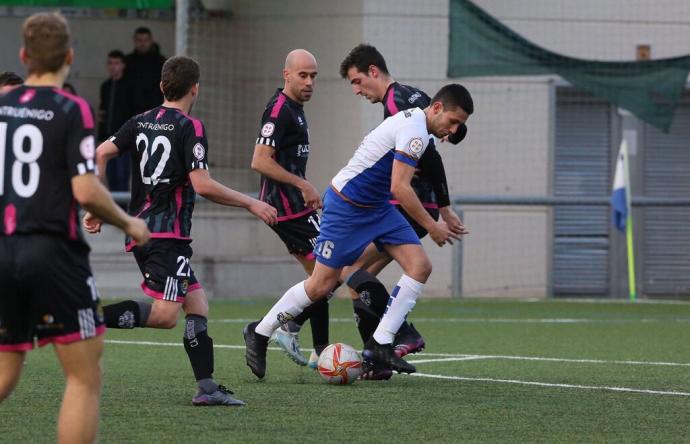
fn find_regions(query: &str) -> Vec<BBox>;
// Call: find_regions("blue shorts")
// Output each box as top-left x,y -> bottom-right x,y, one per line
314,188 -> 421,268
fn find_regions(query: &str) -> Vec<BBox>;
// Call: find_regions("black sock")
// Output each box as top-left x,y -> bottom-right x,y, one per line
103,300 -> 151,328
182,315 -> 214,381
292,307 -> 309,326
347,270 -> 390,318
352,299 -> 380,345
307,298 -> 329,355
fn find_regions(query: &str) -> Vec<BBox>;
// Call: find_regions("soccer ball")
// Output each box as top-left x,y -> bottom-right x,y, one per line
317,343 -> 363,385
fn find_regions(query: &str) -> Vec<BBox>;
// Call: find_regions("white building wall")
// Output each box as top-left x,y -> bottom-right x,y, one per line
0,13 -> 174,113
3,1 -> 690,298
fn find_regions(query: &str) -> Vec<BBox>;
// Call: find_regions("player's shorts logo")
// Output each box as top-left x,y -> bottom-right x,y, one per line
80,135 -> 95,159
193,143 -> 206,160
261,122 -> 275,137
409,137 -> 424,155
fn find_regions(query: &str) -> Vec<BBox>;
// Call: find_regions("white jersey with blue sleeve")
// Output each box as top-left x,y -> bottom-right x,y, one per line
331,107 -> 430,207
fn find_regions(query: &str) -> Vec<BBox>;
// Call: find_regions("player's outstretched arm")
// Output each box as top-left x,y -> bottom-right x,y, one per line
391,159 -> 459,247
189,168 -> 278,225
94,140 -> 121,185
72,173 -> 150,245
251,144 -> 322,209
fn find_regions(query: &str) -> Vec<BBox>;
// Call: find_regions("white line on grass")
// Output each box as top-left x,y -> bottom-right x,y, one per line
409,372 -> 690,397
105,339 -> 690,367
209,317 -> 690,324
407,357 -> 490,364
410,353 -> 690,367
105,339 -> 690,397
106,339 -> 283,352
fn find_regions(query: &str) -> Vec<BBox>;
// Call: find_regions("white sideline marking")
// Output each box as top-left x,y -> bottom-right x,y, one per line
106,339 -> 280,352
105,339 -> 690,397
209,317 -> 690,324
409,373 -> 690,397
410,353 -> 690,367
105,339 -> 690,367
407,357 -> 489,364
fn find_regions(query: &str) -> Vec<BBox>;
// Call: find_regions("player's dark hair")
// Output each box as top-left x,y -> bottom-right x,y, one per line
431,84 -> 474,115
22,12 -> 70,75
339,43 -> 389,78
161,56 -> 200,101
134,26 -> 152,36
0,72 -> 23,87
107,50 -> 126,61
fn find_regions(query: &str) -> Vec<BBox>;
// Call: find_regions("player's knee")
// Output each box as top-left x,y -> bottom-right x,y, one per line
158,317 -> 178,329
305,280 -> 332,300
147,311 -> 178,329
64,368 -> 102,393
409,257 -> 432,282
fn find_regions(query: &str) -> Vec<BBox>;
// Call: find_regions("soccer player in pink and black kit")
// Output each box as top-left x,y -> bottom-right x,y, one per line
0,13 -> 150,443
250,49 -> 332,367
84,56 -> 277,406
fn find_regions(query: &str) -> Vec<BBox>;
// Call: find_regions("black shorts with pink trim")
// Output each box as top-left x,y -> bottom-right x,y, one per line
0,235 -> 105,352
395,205 -> 440,239
132,239 -> 200,303
270,210 -> 320,258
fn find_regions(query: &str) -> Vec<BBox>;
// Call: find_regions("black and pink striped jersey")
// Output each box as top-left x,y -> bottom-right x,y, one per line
255,89 -> 313,221
0,85 -> 96,247
110,106 -> 208,249
382,82 -> 446,208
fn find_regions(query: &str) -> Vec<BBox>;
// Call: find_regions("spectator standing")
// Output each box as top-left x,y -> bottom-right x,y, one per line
99,50 -> 132,191
124,27 -> 166,114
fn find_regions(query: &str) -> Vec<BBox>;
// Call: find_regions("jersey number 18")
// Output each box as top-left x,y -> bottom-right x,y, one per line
0,122 -> 43,198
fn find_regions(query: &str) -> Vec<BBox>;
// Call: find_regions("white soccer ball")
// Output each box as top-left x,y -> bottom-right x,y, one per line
317,343 -> 363,385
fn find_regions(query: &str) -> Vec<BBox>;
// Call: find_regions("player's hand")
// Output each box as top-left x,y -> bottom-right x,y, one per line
428,220 -> 461,247
300,180 -> 323,210
439,206 -> 469,236
249,199 -> 278,225
82,212 -> 103,234
125,217 -> 151,246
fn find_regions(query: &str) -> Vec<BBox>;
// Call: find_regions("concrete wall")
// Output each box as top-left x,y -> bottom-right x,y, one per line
4,1 -> 690,298
0,11 -> 174,114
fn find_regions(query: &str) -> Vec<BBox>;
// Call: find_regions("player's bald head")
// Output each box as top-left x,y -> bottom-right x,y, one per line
284,49 -> 317,70
282,49 -> 317,104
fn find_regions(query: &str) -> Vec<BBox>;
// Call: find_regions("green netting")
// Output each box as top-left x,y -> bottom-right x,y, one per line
0,0 -> 171,8
448,0 -> 690,132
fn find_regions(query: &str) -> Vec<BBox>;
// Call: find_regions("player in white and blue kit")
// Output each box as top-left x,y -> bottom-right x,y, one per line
244,84 -> 473,377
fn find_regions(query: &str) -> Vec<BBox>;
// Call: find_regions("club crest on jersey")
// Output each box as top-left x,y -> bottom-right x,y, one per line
193,143 -> 206,160
408,137 -> 424,155
261,122 -> 275,137
80,135 -> 95,159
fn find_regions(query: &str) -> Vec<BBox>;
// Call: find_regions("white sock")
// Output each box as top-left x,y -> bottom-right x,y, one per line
255,281 -> 312,337
373,274 -> 424,344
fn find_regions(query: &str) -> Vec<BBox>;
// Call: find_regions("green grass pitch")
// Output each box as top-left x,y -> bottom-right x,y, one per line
3,297 -> 690,443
